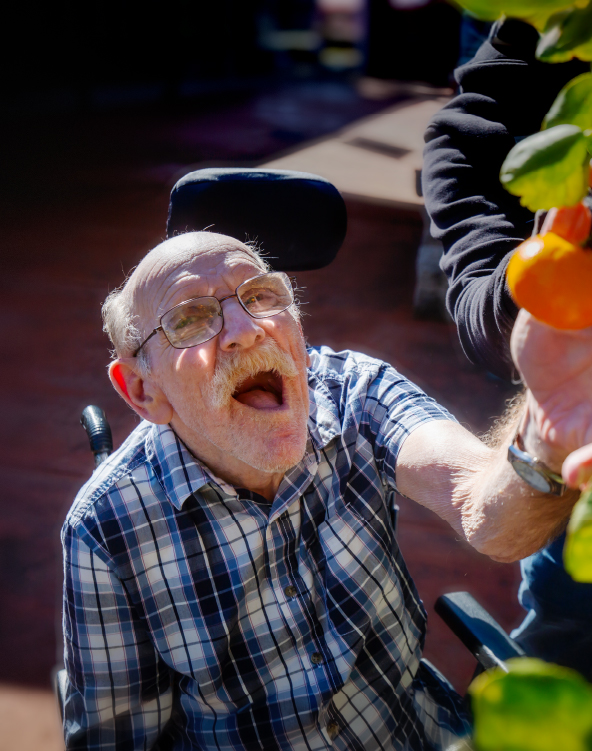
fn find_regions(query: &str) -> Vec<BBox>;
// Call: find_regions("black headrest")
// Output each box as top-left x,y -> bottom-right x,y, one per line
166,168 -> 347,271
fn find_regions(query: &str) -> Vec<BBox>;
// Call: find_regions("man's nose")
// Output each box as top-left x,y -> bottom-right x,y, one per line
218,298 -> 266,351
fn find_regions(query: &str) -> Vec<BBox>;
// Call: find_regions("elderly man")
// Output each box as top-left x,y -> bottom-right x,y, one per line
62,230 -> 592,751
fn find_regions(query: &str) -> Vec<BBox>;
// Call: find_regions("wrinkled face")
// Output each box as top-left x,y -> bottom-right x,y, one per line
139,245 -> 310,474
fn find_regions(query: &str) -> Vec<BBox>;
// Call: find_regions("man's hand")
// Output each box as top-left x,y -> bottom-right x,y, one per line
563,443 -> 592,489
396,309 -> 592,562
397,310 -> 592,562
511,309 -> 592,467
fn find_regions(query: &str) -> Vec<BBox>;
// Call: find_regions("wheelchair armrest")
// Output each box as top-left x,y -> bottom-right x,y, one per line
435,591 -> 525,672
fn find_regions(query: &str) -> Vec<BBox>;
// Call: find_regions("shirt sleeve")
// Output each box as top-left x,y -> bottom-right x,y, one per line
422,19 -> 588,380
361,363 -> 456,493
422,90 -> 524,380
62,521 -> 173,750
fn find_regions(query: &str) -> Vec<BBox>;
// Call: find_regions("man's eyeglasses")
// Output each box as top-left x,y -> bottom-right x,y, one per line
133,272 -> 294,357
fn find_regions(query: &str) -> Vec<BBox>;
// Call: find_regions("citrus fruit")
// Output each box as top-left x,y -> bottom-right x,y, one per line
541,202 -> 592,244
506,231 -> 592,329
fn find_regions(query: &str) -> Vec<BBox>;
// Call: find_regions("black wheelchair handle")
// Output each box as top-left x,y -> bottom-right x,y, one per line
80,405 -> 113,467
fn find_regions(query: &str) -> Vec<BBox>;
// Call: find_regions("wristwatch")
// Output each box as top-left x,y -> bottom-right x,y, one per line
507,430 -> 566,496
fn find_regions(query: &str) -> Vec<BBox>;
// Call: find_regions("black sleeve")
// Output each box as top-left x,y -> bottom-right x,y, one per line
422,18 -> 588,380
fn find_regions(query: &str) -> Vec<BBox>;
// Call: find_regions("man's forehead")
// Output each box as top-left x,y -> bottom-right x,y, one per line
155,245 -> 258,278
138,233 -> 259,277
129,232 -> 264,317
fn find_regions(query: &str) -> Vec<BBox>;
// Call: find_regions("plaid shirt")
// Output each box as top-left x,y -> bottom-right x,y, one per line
62,347 -> 469,751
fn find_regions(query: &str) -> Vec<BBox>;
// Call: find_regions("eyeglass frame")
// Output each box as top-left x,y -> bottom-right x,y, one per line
132,271 -> 295,357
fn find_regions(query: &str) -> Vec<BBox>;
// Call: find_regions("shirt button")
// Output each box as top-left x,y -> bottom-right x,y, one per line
327,721 -> 339,740
311,651 -> 323,665
284,585 -> 298,598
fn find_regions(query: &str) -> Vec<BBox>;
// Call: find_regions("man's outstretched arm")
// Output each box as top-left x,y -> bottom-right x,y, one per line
396,418 -> 577,563
396,311 -> 592,563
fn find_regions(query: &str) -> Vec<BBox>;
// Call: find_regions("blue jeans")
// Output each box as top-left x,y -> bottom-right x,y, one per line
511,532 -> 592,681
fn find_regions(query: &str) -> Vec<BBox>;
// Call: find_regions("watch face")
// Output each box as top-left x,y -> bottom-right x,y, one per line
513,461 -> 552,494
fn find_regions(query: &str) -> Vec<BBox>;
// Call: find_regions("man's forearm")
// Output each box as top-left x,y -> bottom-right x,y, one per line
396,410 -> 578,563
460,398 -> 578,562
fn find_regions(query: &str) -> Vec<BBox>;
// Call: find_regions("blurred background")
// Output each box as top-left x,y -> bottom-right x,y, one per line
0,1 -> 521,747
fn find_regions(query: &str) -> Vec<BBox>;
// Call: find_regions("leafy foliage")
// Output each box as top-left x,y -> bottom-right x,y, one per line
448,3 -> 592,213
500,124 -> 590,210
451,0 -> 577,22
543,73 -> 592,131
537,1 -> 592,62
469,658 -> 592,751
565,482 -> 592,582
451,0 -> 592,59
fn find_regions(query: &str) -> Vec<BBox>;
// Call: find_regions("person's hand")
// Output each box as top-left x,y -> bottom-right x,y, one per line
510,309 -> 592,461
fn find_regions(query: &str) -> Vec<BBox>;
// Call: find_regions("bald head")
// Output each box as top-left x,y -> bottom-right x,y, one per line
102,232 -> 269,369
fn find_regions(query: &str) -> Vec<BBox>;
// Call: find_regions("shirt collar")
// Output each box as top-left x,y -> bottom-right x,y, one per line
305,367 -> 342,450
146,423 -> 221,510
145,367 -> 343,511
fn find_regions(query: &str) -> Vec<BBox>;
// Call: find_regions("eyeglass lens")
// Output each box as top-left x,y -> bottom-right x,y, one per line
161,272 -> 293,349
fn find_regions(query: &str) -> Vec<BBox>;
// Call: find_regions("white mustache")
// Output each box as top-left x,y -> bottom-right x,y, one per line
206,339 -> 299,409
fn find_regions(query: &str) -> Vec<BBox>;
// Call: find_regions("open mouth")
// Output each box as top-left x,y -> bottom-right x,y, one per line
232,371 -> 285,410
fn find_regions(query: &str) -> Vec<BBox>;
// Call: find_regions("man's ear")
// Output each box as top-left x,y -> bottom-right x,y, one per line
109,359 -> 174,424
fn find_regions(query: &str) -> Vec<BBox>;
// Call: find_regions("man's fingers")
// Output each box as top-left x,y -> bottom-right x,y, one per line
562,444 -> 592,489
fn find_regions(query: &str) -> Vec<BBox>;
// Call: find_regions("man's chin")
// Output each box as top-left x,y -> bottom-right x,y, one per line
183,388 -> 310,475
225,422 -> 308,475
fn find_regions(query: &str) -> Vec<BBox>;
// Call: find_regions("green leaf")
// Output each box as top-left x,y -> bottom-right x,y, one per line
565,482 -> 592,582
543,73 -> 592,130
452,0 -> 575,22
505,0 -> 582,15
450,0 -> 505,21
500,124 -> 590,210
469,658 -> 592,751
537,1 -> 592,62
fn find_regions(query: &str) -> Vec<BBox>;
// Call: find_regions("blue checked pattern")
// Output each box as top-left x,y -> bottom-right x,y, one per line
62,347 -> 470,750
